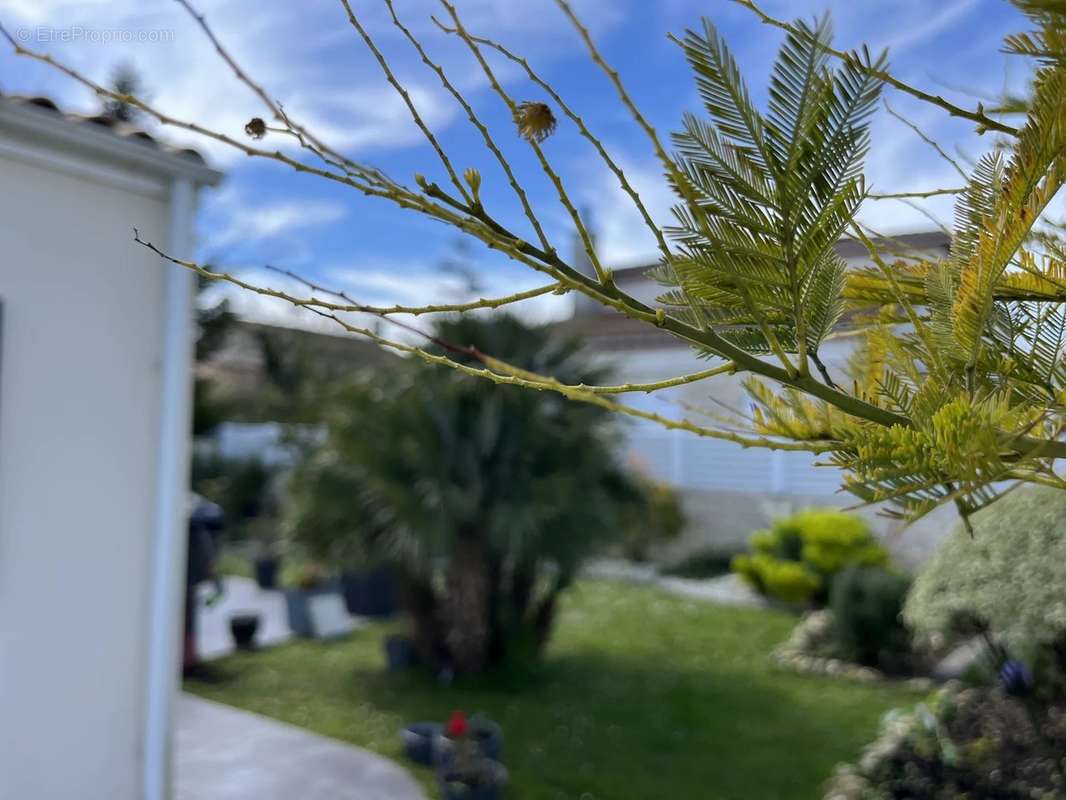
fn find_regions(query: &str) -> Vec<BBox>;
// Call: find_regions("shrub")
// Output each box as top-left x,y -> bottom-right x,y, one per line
662,549 -> 733,579
620,478 -> 685,562
191,452 -> 277,540
905,485 -> 1066,698
731,508 -> 888,605
732,553 -> 822,603
830,566 -> 912,672
905,485 -> 1066,654
824,684 -> 1066,799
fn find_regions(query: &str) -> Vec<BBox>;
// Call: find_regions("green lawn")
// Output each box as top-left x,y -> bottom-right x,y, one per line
186,580 -> 922,799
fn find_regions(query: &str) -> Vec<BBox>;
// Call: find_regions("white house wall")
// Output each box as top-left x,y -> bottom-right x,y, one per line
0,146 -> 178,799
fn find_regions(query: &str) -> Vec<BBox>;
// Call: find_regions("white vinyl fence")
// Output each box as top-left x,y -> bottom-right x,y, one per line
623,424 -> 842,496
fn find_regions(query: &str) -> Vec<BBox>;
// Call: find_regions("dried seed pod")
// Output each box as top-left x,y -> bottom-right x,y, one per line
513,101 -> 557,143
244,117 -> 267,139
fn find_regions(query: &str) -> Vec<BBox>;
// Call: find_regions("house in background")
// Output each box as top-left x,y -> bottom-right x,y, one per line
197,317 -> 398,424
0,95 -> 221,799
560,231 -> 955,566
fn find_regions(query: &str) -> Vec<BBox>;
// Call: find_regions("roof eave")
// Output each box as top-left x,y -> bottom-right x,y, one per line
0,100 -> 223,187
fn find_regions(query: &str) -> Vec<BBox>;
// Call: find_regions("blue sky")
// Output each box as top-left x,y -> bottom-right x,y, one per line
1,0 -> 1031,328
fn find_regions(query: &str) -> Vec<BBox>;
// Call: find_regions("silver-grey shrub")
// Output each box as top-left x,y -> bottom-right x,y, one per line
905,485 -> 1066,651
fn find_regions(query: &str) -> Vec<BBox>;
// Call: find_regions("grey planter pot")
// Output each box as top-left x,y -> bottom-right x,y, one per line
283,581 -> 340,637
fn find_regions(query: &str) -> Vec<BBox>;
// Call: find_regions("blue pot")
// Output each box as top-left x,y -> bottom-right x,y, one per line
402,722 -> 442,766
341,567 -> 398,617
434,719 -> 504,766
438,758 -> 507,800
472,720 -> 503,762
440,781 -> 504,800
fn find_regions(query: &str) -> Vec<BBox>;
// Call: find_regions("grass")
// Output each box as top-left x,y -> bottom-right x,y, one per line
214,548 -> 253,579
214,545 -> 314,587
185,580 -> 923,799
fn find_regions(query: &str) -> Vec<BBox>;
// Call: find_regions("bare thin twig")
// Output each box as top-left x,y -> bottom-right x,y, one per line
730,0 -> 1019,136
438,0 -> 609,284
431,15 -> 675,267
869,186 -> 965,200
884,100 -> 970,181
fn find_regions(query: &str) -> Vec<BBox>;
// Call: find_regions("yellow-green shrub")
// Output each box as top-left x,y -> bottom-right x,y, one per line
731,508 -> 888,605
732,553 -> 822,604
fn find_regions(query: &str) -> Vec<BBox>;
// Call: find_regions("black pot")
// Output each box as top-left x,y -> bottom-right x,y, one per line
384,635 -> 419,672
229,613 -> 260,650
402,722 -> 442,766
254,556 -> 280,590
341,566 -> 398,617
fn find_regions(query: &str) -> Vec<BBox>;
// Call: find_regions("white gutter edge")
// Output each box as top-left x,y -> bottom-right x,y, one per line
143,176 -> 197,800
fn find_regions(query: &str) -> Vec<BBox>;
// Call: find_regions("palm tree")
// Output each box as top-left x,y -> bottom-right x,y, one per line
286,316 -> 638,674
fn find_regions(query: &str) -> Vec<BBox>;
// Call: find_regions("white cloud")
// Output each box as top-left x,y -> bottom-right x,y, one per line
879,0 -> 979,54
573,150 -> 675,268
1,0 -> 625,166
205,194 -> 347,251
202,257 -> 572,338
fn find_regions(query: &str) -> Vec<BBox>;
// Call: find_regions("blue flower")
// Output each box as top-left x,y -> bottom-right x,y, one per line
999,660 -> 1033,697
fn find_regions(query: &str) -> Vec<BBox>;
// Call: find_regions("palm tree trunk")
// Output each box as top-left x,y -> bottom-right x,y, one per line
444,532 -> 491,674
399,575 -> 440,666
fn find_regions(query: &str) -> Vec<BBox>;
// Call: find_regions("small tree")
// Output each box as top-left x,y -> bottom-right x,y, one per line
286,316 -> 637,674
101,63 -> 146,123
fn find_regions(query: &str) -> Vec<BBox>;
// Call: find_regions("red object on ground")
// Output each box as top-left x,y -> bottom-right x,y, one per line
446,710 -> 468,738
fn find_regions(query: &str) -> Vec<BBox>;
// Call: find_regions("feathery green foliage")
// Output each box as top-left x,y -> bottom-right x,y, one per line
661,17 -> 884,370
725,2 -> 1066,523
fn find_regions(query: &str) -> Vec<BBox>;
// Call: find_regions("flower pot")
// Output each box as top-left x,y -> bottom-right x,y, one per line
253,556 -> 280,590
438,758 -> 507,800
434,719 -> 503,764
341,566 -> 398,617
384,635 -> 419,672
439,781 -> 505,800
229,613 -> 260,650
283,581 -> 340,638
401,722 -> 442,766
472,720 -> 503,762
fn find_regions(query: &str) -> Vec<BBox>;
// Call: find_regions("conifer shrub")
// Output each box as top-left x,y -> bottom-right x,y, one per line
830,565 -> 912,672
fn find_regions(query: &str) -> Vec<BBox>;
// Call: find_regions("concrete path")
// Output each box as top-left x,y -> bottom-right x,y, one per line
584,558 -> 767,608
175,694 -> 426,800
658,573 -> 768,608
